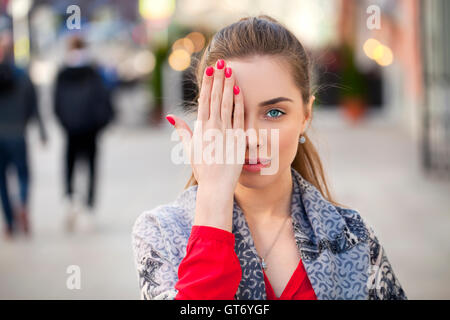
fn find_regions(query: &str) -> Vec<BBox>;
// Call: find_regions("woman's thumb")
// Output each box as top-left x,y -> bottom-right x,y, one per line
166,114 -> 193,146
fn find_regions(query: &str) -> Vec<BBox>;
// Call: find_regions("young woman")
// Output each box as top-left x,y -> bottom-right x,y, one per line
131,15 -> 407,300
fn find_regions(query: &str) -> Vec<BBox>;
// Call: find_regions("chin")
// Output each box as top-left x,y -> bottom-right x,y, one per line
237,168 -> 282,189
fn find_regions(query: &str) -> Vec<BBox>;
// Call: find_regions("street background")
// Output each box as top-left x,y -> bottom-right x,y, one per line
1,0 -> 449,299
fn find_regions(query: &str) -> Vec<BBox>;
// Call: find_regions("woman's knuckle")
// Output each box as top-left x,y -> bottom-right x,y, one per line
221,100 -> 231,110
211,92 -> 221,104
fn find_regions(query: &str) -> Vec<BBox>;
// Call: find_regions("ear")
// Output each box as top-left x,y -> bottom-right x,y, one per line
305,95 -> 315,122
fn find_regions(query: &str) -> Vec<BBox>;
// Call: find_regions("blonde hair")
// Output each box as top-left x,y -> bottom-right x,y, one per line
183,15 -> 346,208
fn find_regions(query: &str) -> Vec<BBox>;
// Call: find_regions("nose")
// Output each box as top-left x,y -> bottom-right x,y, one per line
244,116 -> 261,150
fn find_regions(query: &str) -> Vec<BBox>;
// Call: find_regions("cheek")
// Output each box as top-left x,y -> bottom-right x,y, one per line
281,129 -> 299,159
269,127 -> 299,162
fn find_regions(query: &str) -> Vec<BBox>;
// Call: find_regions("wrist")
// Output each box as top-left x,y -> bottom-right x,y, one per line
197,183 -> 234,200
194,185 -> 234,232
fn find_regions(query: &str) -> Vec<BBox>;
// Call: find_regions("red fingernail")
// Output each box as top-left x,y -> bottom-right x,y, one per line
225,67 -> 232,78
233,85 -> 240,95
217,59 -> 225,69
205,66 -> 214,76
166,115 -> 175,126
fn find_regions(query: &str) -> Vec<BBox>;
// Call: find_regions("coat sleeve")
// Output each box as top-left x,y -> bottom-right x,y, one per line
131,210 -> 179,300
131,210 -> 242,300
174,225 -> 242,300
366,225 -> 408,300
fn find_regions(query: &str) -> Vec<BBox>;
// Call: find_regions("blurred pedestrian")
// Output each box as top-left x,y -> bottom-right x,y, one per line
53,35 -> 114,232
0,25 -> 48,240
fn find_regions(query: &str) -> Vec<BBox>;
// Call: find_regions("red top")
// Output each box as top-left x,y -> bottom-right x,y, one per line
174,225 -> 317,300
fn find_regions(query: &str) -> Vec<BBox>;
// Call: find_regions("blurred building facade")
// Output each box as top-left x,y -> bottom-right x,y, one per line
420,0 -> 450,177
1,0 -> 448,174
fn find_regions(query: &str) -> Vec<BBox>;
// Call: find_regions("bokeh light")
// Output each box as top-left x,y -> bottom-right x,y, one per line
139,0 -> 176,20
363,38 -> 394,67
186,32 -> 206,52
168,49 -> 191,71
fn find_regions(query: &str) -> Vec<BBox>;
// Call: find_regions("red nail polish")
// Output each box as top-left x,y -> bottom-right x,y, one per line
217,59 -> 225,69
205,66 -> 214,76
166,115 -> 175,126
225,67 -> 232,78
233,85 -> 240,95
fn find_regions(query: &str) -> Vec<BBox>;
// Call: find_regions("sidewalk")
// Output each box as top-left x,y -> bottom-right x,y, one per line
0,121 -> 190,299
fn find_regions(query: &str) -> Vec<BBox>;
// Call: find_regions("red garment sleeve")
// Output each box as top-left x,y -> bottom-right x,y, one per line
174,225 -> 242,300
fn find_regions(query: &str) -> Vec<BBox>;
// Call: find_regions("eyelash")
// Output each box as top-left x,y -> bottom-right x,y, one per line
265,108 -> 286,119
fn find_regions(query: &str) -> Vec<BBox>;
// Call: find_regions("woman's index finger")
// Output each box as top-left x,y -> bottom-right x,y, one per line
197,66 -> 214,122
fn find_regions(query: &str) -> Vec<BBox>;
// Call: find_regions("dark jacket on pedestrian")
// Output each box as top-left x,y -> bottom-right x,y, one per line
0,62 -> 47,141
54,65 -> 115,135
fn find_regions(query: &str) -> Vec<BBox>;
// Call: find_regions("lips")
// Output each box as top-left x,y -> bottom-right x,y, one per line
243,158 -> 271,172
244,158 -> 270,165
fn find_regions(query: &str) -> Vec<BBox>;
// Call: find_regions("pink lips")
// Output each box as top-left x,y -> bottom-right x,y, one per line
243,158 -> 271,172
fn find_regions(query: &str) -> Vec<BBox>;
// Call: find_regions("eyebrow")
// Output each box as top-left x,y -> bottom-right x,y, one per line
258,97 -> 293,107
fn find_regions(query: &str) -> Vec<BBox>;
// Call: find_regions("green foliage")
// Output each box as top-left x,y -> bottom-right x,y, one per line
338,43 -> 368,100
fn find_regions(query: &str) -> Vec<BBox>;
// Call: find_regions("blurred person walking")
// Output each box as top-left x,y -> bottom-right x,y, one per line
0,25 -> 48,240
53,35 -> 114,233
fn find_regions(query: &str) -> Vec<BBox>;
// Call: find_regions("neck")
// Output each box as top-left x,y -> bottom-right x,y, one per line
234,167 -> 293,224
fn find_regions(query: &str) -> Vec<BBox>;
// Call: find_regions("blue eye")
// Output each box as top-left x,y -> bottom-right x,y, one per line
266,109 -> 285,119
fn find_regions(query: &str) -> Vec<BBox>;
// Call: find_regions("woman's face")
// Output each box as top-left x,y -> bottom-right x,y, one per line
226,55 -> 313,189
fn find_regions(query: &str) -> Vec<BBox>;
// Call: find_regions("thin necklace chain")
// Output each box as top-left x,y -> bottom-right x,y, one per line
256,215 -> 291,270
